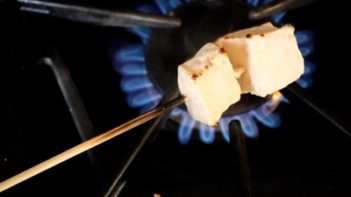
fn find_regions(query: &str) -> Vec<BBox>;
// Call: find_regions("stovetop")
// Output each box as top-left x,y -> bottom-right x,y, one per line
1,0 -> 351,196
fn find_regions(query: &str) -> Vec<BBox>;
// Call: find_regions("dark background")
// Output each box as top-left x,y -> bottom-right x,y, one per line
0,0 -> 350,196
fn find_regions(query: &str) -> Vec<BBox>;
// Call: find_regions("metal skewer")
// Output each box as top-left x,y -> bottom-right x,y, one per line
0,96 -> 185,193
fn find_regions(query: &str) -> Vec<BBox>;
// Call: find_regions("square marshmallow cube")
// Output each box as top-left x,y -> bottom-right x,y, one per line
216,22 -> 304,97
177,43 -> 241,126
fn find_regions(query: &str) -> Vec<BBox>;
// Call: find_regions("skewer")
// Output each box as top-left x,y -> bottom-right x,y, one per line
104,91 -> 180,197
0,96 -> 185,193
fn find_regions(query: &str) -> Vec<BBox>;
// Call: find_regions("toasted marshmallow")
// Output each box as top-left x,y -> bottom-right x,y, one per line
216,22 -> 304,97
178,43 -> 241,126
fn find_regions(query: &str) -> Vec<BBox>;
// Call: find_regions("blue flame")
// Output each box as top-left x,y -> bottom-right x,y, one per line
113,43 -> 162,113
178,115 -> 196,144
155,0 -> 191,14
121,77 -> 152,91
199,124 -> 216,144
296,31 -> 314,45
112,0 -> 316,144
248,0 -> 260,7
128,5 -> 158,44
251,106 -> 281,128
296,30 -> 315,88
115,45 -> 145,62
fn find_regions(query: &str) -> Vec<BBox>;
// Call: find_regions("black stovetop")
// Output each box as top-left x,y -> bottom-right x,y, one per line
1,0 -> 351,196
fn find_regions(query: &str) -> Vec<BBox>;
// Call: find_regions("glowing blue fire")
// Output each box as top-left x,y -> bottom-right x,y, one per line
112,0 -> 315,144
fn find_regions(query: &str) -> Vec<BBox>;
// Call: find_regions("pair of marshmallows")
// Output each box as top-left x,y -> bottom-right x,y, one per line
177,22 -> 304,126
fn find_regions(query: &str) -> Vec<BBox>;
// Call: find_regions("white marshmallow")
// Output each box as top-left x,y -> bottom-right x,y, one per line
217,22 -> 304,97
177,43 -> 241,126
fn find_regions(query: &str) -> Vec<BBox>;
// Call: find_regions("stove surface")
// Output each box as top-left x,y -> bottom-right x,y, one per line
1,0 -> 350,196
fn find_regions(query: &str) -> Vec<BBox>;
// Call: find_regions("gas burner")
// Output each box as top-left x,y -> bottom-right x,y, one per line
113,0 -> 315,144
3,0 -> 351,196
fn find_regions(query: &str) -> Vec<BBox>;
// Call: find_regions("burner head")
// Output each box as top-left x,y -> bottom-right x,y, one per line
146,1 -> 268,116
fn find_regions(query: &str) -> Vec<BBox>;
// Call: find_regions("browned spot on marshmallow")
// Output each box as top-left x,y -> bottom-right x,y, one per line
192,71 -> 202,80
260,33 -> 265,37
205,65 -> 209,69
219,48 -> 226,53
192,73 -> 199,80
224,36 -> 229,39
246,34 -> 252,38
